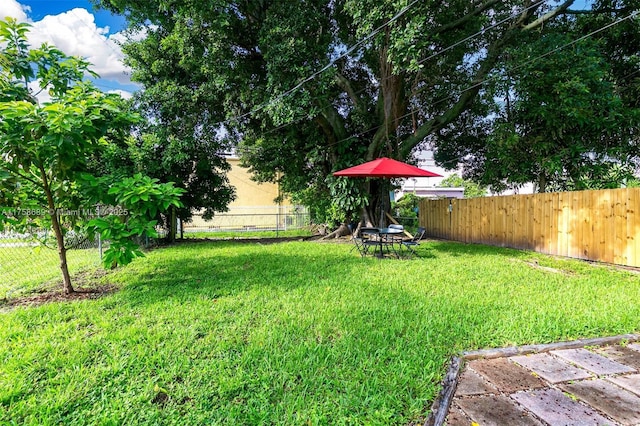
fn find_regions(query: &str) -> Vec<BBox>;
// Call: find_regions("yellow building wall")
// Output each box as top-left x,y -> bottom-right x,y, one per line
187,157 -> 294,231
226,158 -> 290,210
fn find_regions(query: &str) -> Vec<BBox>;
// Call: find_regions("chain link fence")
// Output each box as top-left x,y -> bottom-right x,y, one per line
181,205 -> 310,236
0,230 -> 102,299
1,205 -> 311,298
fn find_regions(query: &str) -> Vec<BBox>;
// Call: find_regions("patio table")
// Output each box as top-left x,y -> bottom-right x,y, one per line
377,227 -> 404,258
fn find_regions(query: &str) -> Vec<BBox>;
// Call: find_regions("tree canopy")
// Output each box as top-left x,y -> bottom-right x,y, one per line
94,0 -> 640,223
436,8 -> 640,192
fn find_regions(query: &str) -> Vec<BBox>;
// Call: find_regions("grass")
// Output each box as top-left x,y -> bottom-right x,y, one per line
0,246 -> 99,299
1,240 -> 639,424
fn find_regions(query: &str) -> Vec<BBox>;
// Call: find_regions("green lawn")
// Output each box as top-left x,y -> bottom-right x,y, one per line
1,240 -> 639,424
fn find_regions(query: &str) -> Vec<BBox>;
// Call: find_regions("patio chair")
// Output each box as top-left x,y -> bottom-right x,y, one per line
359,227 -> 382,257
351,227 -> 375,257
351,231 -> 368,257
401,226 -> 425,256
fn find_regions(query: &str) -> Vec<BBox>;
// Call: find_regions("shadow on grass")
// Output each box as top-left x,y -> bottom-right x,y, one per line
424,239 -> 530,259
111,239 -> 536,307
109,240 -> 516,348
112,241 -> 378,305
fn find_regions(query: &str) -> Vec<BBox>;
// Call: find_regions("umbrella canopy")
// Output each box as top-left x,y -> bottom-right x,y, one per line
333,157 -> 442,178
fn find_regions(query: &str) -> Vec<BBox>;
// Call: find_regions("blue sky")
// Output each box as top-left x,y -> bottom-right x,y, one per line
22,0 -> 126,32
1,0 -> 136,98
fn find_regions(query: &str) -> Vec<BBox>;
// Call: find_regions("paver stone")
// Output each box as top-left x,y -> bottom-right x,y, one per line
456,395 -> 543,426
627,343 -> 640,352
560,379 -> 640,425
444,404 -> 472,426
595,345 -> 640,370
468,358 -> 546,393
551,348 -> 636,375
511,388 -> 612,426
608,374 -> 640,398
455,369 -> 497,396
510,353 -> 592,383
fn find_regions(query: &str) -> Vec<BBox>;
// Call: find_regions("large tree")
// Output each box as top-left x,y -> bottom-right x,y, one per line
95,0 -> 640,223
92,5 -> 237,231
435,7 -> 640,192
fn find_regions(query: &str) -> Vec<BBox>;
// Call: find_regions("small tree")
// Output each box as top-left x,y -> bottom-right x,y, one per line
391,193 -> 421,230
439,174 -> 487,198
0,18 -> 182,293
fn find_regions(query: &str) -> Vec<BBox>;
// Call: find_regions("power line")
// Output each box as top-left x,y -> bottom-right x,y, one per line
235,1 -> 552,149
221,0 -> 422,127
411,1 -> 544,70
254,9 -> 639,156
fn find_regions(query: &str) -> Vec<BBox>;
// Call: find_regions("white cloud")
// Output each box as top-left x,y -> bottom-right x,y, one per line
30,8 -> 131,84
27,81 -> 133,104
1,1 -> 133,86
0,0 -> 29,22
108,89 -> 133,99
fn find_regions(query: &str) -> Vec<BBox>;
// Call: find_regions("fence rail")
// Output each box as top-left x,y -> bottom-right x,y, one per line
419,188 -> 640,268
184,206 -> 310,233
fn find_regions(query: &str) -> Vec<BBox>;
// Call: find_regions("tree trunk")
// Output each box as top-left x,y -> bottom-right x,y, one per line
321,223 -> 351,240
170,206 -> 176,242
361,179 -> 392,228
40,167 -> 74,294
538,174 -> 547,193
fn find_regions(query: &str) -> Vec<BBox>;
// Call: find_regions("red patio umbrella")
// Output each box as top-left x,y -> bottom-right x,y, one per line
333,157 -> 442,178
333,157 -> 442,227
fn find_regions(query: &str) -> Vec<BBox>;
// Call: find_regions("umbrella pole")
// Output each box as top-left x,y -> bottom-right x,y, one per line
379,180 -> 389,228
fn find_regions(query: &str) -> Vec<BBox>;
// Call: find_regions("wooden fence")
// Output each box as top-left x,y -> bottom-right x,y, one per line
419,188 -> 640,268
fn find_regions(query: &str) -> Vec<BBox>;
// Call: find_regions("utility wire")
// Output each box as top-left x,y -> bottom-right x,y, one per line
222,0 -> 422,127
244,8 -> 639,157
411,1 -> 544,70
236,1 -> 554,149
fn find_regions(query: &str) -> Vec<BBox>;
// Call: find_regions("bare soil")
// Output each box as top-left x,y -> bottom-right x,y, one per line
1,269 -> 117,309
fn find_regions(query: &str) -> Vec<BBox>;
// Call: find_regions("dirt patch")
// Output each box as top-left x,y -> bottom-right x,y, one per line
524,259 -> 572,274
1,269 -> 117,310
510,258 -> 575,275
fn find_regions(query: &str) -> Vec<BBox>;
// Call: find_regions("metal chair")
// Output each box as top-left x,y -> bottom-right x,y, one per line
351,227 -> 376,257
360,227 -> 382,257
401,226 -> 425,256
385,224 -> 404,256
351,231 -> 368,257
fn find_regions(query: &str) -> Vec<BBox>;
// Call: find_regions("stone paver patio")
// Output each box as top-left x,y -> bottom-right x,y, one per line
432,335 -> 640,426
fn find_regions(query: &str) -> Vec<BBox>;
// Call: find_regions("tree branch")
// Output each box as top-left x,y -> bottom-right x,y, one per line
400,24 -> 518,158
335,73 -> 361,110
522,0 -> 575,30
0,163 -> 42,187
400,0 -> 576,156
314,101 -> 349,163
434,0 -> 501,35
319,104 -> 348,142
